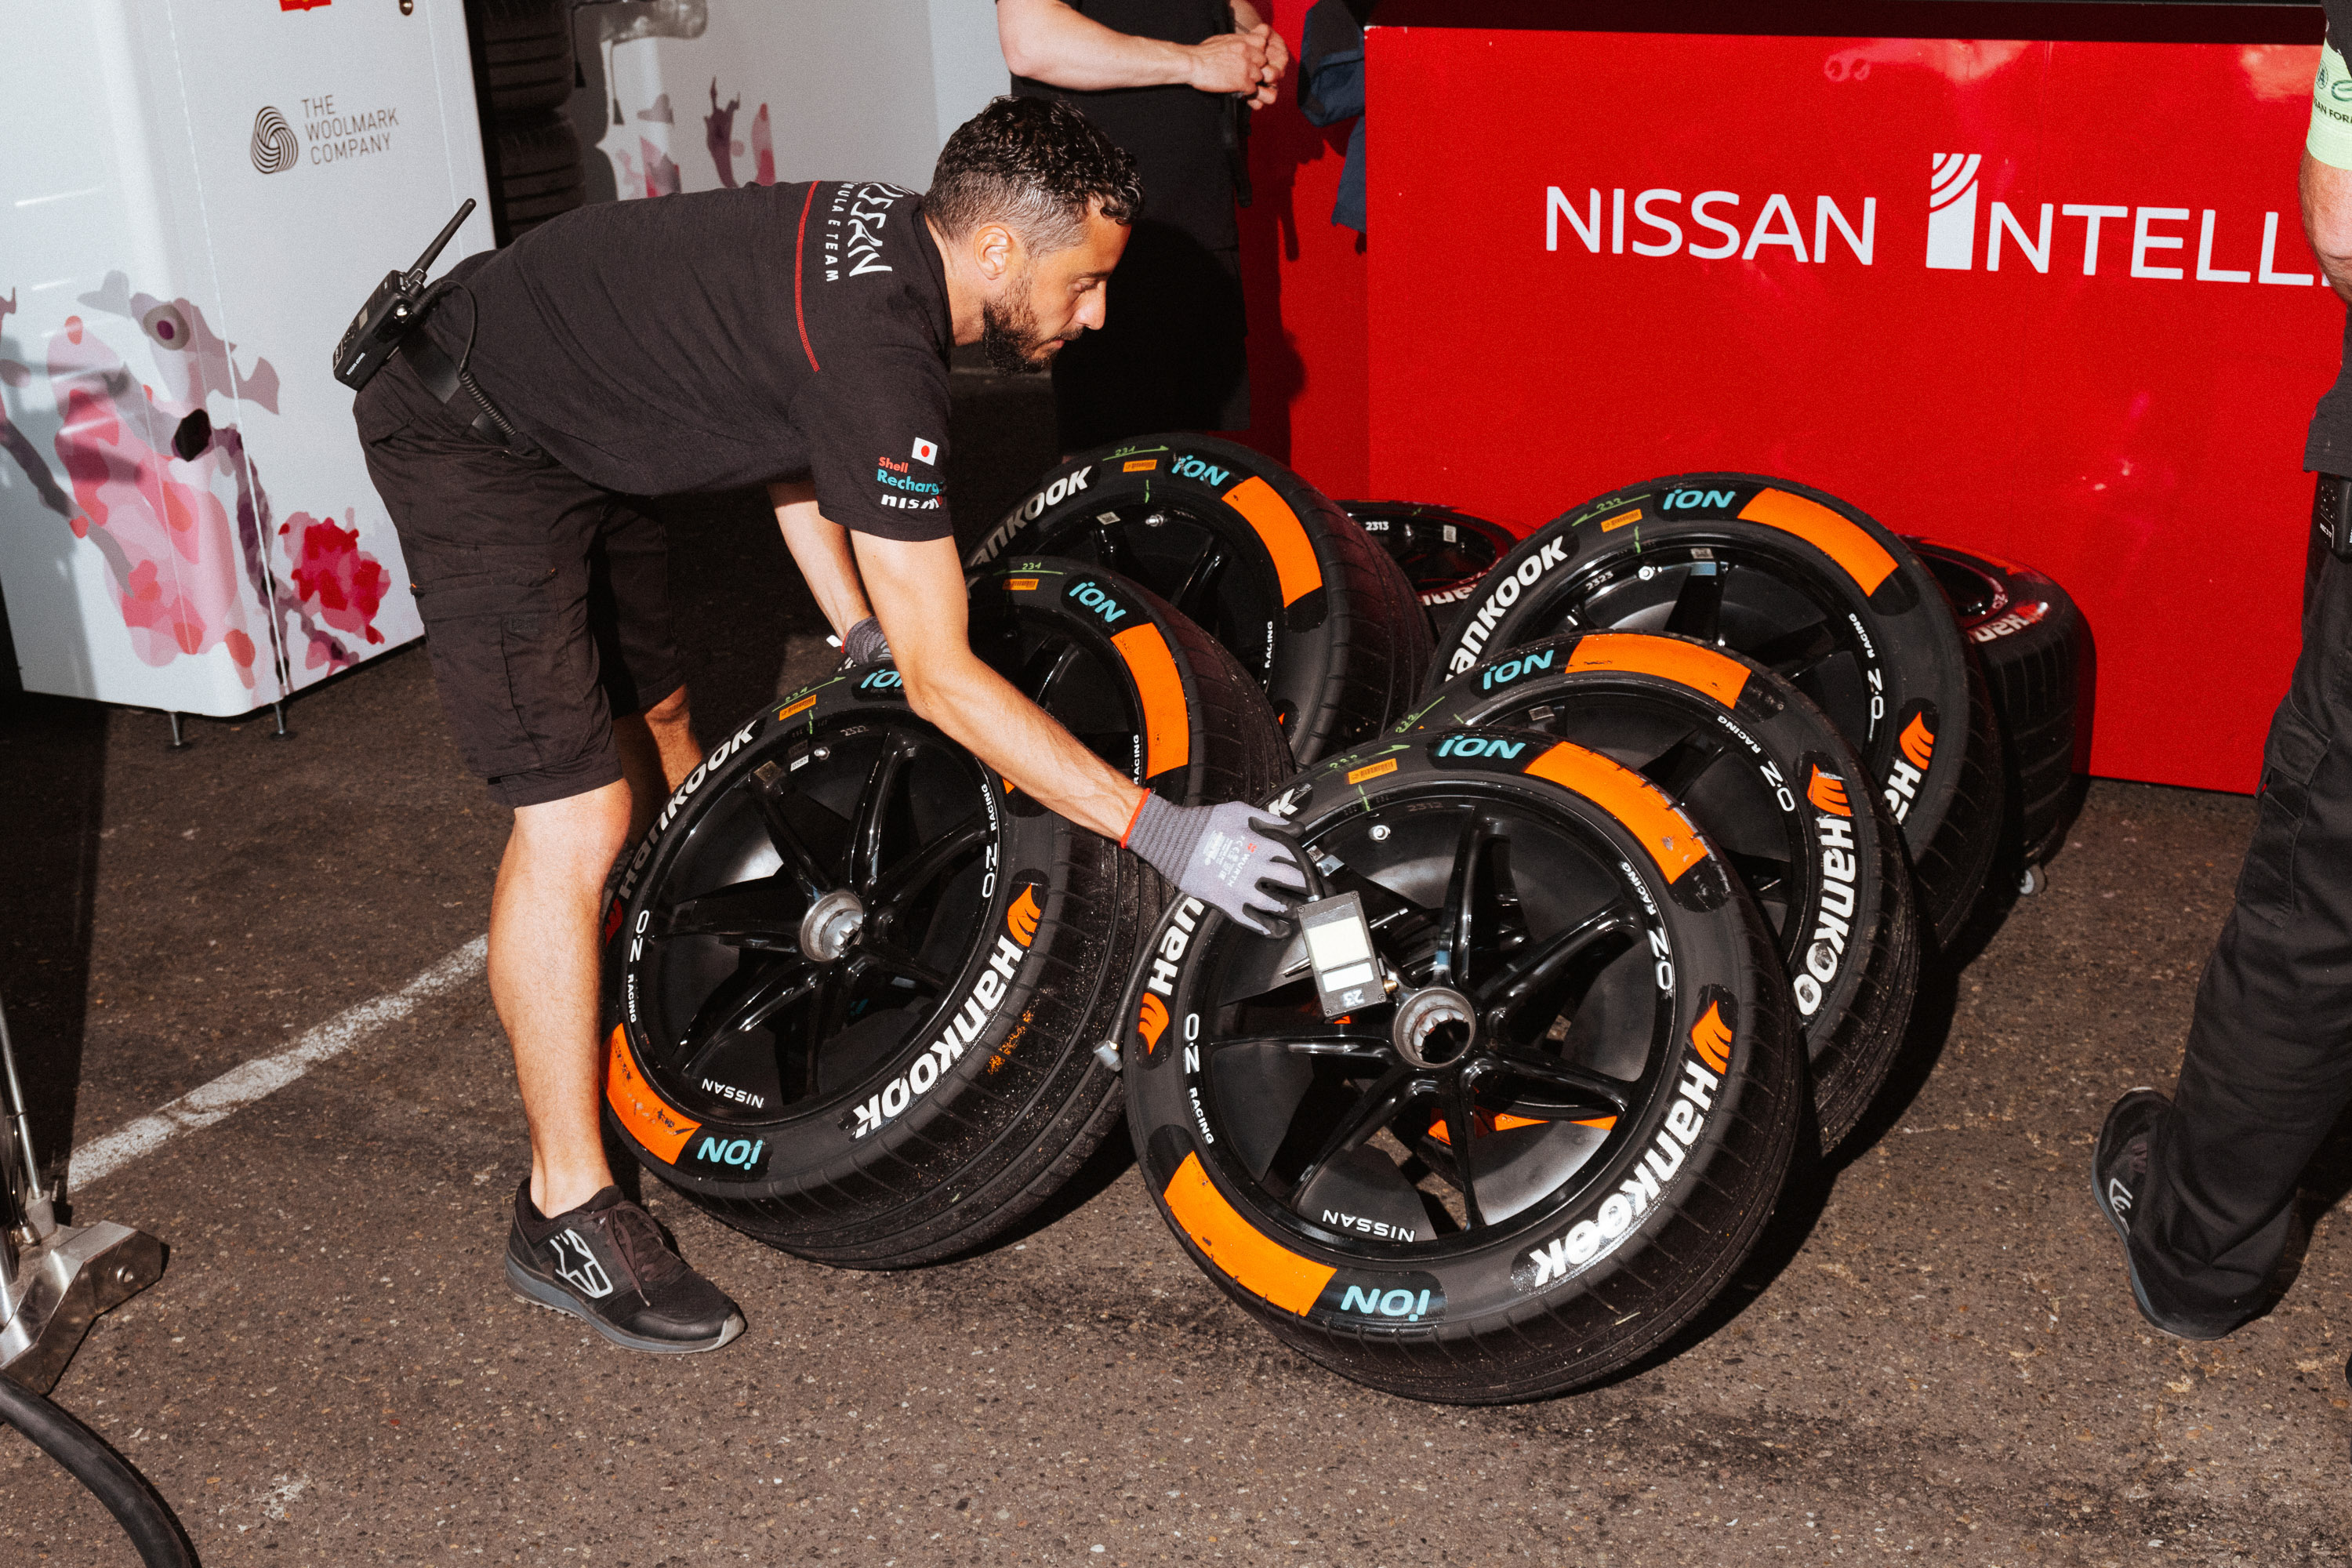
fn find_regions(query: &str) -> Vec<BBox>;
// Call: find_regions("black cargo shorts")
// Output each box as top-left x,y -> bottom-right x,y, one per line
356,350 -> 681,808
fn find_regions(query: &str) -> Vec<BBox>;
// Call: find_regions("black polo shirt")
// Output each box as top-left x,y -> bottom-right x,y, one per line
423,181 -> 956,540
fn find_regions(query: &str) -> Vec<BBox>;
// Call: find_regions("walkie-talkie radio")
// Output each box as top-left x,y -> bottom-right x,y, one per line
332,198 -> 475,393
2318,473 -> 2352,564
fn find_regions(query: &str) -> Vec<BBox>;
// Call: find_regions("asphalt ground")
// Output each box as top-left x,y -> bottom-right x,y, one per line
4,374 -> 2350,1565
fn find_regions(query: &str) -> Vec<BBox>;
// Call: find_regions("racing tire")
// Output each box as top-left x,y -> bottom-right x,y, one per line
1427,473 -> 2004,953
601,560 -> 1290,1268
491,113 -> 586,238
1409,630 -> 1917,1151
1120,724 -> 1803,1403
474,0 -> 577,116
1341,501 -> 1520,642
1910,540 -> 2085,866
967,435 -> 1432,768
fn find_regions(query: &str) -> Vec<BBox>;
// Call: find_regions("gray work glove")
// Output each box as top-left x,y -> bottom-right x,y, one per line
842,616 -> 891,666
1123,794 -> 1307,936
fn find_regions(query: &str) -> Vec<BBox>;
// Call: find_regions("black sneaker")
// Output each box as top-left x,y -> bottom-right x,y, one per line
505,1183 -> 745,1354
2092,1089 -> 2239,1341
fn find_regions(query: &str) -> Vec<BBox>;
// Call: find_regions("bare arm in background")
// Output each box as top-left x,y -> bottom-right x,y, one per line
769,478 -> 873,638
2304,151 -> 2352,304
852,531 -> 1145,841
999,0 -> 1288,107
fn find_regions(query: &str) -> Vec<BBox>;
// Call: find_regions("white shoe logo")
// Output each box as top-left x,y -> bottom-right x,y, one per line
2107,1178 -> 2134,1229
550,1229 -> 615,1298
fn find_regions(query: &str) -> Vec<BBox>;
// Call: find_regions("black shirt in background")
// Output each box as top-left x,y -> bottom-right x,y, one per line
2311,0 -> 2352,474
423,181 -> 956,542
1011,0 -> 1240,252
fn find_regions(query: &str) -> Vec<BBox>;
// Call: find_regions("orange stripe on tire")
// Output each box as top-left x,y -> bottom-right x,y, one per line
605,1025 -> 699,1163
1221,477 -> 1323,607
1566,633 -> 1750,709
1162,1152 -> 1334,1315
1522,741 -> 1710,884
1111,623 -> 1192,779
1737,488 -> 1898,595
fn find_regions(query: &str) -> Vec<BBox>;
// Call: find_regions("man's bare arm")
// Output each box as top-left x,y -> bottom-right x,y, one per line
2303,151 -> 2352,305
853,532 -> 1145,843
999,0 -> 1278,103
770,480 -> 873,637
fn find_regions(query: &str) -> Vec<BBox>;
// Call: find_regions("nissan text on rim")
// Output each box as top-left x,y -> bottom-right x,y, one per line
1429,472 -> 2002,951
967,434 -> 1431,767
600,560 -> 1288,1269
1120,725 -> 1802,1403
1406,629 -> 1918,1151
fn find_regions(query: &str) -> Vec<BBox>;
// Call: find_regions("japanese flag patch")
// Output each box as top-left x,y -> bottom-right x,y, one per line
911,436 -> 939,466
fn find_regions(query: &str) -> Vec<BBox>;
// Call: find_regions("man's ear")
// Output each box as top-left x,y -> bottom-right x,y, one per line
970,220 -> 1020,284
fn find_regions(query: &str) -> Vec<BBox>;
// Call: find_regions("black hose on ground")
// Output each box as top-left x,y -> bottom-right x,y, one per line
0,1371 -> 197,1566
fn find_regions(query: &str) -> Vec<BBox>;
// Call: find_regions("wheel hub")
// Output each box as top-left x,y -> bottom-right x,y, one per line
799,888 -> 866,964
1392,986 -> 1476,1069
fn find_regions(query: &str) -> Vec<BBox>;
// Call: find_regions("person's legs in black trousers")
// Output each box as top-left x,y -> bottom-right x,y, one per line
2109,481 -> 2352,1335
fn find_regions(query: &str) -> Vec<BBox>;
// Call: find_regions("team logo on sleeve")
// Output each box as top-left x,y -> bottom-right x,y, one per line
911,436 -> 938,465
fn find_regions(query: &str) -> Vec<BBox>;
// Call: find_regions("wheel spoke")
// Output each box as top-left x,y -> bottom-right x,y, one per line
1173,542 -> 1229,621
1218,1031 -> 1392,1062
677,959 -> 818,1080
748,762 -> 833,899
1432,815 -> 1498,990
1476,902 -> 1639,1036
1485,1049 -> 1637,1119
1029,640 -> 1089,712
1726,851 -> 1792,910
847,734 -> 919,892
1282,1064 -> 1417,1203
867,809 -> 990,915
1747,619 -> 1842,680
851,943 -> 953,996
1663,560 -> 1727,643
1442,1073 -> 1489,1229
1092,520 -> 1135,579
1639,731 -> 1729,801
655,875 -> 808,950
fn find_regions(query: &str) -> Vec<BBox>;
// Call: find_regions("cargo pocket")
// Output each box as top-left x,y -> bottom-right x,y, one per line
2235,700 -> 2329,927
495,597 -> 605,777
409,566 -> 576,782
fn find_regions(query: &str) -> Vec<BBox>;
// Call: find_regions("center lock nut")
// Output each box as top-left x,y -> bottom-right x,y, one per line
1392,986 -> 1476,1069
799,889 -> 866,963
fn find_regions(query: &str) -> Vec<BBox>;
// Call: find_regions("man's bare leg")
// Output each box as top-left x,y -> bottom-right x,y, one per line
614,685 -> 700,839
490,778 -> 636,1218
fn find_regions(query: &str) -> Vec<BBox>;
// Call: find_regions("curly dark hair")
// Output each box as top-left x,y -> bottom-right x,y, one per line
925,96 -> 1143,255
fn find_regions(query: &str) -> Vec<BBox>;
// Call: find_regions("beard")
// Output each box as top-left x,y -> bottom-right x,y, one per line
979,270 -> 1078,376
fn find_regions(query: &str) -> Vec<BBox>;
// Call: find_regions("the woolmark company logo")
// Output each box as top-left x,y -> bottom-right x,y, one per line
249,107 -> 299,175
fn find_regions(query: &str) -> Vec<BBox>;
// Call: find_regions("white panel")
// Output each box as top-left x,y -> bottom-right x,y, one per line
587,0 -> 950,198
0,0 -> 489,717
929,0 -> 1012,148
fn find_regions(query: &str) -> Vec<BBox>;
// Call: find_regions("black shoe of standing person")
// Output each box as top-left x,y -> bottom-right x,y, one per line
506,1182 -> 745,1354
2092,1089 -> 2241,1342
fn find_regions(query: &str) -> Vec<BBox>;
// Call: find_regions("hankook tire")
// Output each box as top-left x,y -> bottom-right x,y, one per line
601,560 -> 1289,1268
967,435 -> 1432,767
1429,473 -> 2003,952
1342,500 -> 1519,641
1120,725 -> 1802,1403
1409,630 -> 1917,1150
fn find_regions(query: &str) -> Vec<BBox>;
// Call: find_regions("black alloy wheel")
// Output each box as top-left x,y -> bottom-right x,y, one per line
1341,499 -> 1519,639
1408,631 -> 1918,1150
603,561 -> 1289,1267
1122,729 -> 1801,1403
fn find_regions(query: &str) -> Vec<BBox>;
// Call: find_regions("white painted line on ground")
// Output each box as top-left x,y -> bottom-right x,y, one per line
66,935 -> 491,1192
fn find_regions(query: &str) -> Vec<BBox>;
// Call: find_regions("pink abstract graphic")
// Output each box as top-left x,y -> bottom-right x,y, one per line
282,509 -> 390,648
640,136 -> 681,198
0,271 -> 396,694
706,81 -> 742,190
750,103 -> 775,186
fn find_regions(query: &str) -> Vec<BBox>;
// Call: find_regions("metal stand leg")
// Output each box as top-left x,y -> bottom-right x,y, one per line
268,700 -> 292,741
164,713 -> 191,752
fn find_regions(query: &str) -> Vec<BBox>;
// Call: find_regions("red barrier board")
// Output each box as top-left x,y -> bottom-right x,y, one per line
1365,25 -> 2339,792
